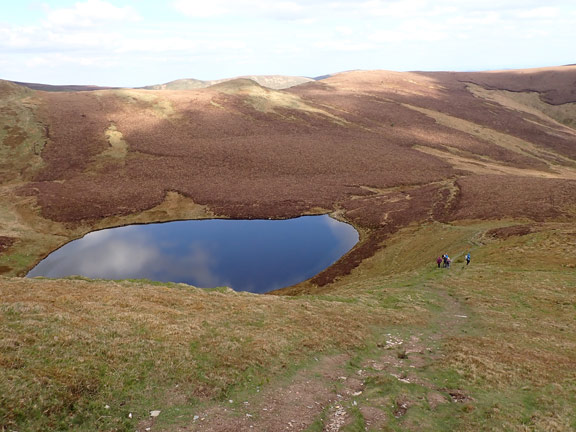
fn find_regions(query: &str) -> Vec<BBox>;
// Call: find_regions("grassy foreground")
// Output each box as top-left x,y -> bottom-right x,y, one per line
1,220 -> 575,431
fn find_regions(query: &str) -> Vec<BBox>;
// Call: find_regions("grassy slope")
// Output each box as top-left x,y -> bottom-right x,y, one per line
1,220 -> 574,431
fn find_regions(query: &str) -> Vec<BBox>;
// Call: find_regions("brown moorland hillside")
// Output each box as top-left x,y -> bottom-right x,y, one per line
141,74 -> 314,90
1,66 -> 576,283
1,67 -> 576,432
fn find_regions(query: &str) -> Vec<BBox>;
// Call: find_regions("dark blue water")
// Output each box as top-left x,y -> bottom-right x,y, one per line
27,215 -> 358,293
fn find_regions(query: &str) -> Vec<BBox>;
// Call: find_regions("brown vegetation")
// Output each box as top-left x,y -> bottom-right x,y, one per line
0,236 -> 15,253
2,66 -> 576,281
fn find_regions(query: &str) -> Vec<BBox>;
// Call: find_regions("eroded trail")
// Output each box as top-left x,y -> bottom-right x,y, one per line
160,283 -> 470,432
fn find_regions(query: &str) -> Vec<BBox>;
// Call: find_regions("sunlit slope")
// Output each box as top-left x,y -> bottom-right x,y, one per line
0,66 -> 575,279
142,74 -> 314,90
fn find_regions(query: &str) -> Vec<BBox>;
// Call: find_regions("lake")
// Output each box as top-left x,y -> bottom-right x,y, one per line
27,215 -> 358,293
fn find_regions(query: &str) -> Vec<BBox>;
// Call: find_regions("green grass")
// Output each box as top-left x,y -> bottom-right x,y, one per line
1,220 -> 575,431
0,81 -> 45,183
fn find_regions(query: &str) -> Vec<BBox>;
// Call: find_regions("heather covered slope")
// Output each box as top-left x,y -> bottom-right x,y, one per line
1,66 -> 575,280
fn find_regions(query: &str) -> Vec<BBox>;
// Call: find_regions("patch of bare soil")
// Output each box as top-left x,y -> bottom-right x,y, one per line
163,287 -> 472,432
176,355 -> 351,432
0,236 -> 15,253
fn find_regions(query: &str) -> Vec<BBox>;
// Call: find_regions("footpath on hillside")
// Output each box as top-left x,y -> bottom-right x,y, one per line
139,271 -> 472,432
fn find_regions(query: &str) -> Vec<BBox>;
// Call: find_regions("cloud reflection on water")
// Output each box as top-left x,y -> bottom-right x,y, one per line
28,215 -> 358,294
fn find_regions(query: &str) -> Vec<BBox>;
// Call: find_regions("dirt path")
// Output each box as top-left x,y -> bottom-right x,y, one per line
140,279 -> 471,432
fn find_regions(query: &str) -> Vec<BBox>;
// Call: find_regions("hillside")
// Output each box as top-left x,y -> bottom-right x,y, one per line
1,66 -> 575,431
141,75 -> 314,91
10,75 -> 312,93
1,66 -> 575,280
9,81 -> 120,92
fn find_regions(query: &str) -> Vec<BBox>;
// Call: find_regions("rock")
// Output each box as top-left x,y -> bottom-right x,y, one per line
150,410 -> 161,417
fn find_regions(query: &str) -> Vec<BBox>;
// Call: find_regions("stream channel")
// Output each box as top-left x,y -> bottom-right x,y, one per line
27,215 -> 359,293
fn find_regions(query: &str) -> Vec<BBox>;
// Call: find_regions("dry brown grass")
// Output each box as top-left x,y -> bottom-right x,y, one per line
0,276 -> 399,431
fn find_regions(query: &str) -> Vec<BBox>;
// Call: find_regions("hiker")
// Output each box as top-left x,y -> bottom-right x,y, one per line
445,255 -> 451,268
442,254 -> 448,268
436,256 -> 442,268
465,253 -> 471,265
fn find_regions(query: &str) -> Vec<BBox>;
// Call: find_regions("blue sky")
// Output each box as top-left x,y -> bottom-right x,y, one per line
1,0 -> 575,86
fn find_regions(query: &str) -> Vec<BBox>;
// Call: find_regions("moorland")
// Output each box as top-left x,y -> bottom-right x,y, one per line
0,66 -> 575,431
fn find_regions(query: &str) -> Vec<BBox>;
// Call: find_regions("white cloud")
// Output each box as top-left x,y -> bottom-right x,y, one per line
171,0 -> 231,18
43,0 -> 140,29
335,26 -> 354,35
369,19 -> 449,42
516,7 -> 559,19
173,0 -> 307,19
77,238 -> 159,278
172,0 -> 575,22
3,0 -> 576,85
175,244 -> 226,288
314,40 -> 376,52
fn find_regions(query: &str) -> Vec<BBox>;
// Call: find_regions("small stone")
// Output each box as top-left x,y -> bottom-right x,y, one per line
128,413 -> 132,419
104,405 -> 110,409
150,410 -> 161,417
229,400 -> 234,404
193,415 -> 200,421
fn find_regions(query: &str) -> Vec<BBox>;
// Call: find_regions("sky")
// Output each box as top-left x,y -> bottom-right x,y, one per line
1,0 -> 575,87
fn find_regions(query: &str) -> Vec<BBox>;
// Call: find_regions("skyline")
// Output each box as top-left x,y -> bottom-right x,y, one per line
1,0 -> 575,87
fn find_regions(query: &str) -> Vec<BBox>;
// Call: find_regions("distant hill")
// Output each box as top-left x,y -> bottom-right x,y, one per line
9,75 -> 313,93
9,81 -> 119,92
142,75 -> 314,90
